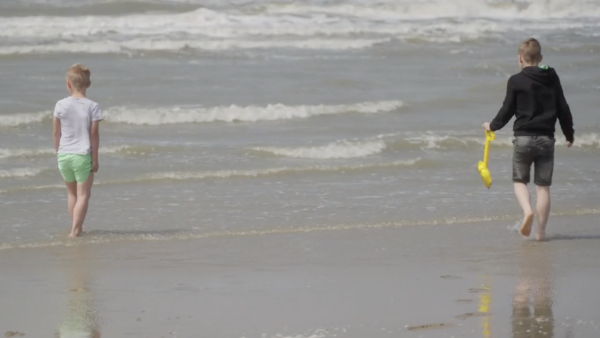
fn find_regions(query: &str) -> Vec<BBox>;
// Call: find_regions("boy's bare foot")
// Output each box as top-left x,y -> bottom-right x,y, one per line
520,212 -> 534,237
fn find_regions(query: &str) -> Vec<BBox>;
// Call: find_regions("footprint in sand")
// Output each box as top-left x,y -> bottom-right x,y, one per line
457,312 -> 490,320
456,299 -> 474,303
468,287 -> 491,293
406,323 -> 453,331
440,275 -> 462,279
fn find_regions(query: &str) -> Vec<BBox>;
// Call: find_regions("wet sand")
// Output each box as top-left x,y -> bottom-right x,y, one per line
1,214 -> 600,338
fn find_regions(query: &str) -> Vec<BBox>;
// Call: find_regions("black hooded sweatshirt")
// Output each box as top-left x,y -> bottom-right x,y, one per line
490,65 -> 574,143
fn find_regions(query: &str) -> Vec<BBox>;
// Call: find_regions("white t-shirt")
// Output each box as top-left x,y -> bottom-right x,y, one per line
54,97 -> 103,155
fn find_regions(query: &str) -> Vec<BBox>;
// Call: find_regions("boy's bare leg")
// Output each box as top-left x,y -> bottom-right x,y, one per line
535,186 -> 551,241
514,182 -> 534,237
65,181 -> 78,220
70,173 -> 94,238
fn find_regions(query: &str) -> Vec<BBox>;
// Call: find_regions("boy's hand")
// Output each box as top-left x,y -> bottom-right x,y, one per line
92,162 -> 99,173
567,137 -> 574,148
482,122 -> 492,131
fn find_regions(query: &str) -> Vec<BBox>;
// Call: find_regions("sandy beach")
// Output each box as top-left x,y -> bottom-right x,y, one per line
1,214 -> 599,338
2,1 -> 600,337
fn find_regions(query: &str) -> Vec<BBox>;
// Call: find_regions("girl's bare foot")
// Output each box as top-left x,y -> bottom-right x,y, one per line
70,227 -> 82,238
536,225 -> 546,242
520,212 -> 534,237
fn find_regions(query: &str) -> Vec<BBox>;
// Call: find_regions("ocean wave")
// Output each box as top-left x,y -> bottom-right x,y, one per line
0,158 -> 429,195
0,38 -> 391,56
258,0 -> 600,20
0,148 -> 54,159
1,0 -> 599,56
0,0 -> 212,9
0,111 -> 50,127
0,101 -> 403,127
0,145 -> 180,159
139,158 -> 427,182
252,140 -> 387,159
0,0 -> 203,17
402,133 -> 600,149
103,101 -> 404,125
0,167 -> 49,179
4,0 -> 599,19
253,133 -> 600,159
296,132 -> 600,155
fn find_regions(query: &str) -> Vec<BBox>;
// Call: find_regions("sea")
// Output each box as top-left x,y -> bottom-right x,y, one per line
0,0 -> 599,248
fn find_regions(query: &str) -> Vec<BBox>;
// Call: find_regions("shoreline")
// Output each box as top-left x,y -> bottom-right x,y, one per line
1,211 -> 599,251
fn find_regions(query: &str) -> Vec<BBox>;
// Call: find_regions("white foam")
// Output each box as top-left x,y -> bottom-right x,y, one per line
404,133 -> 600,149
0,145 -> 161,159
261,0 -> 600,20
142,158 -> 424,182
0,167 -> 47,178
2,101 -> 403,128
0,158 -> 425,195
0,38 -> 391,56
405,134 -> 514,149
0,112 -> 51,127
253,140 -> 386,159
103,101 -> 404,125
0,0 -> 598,55
261,329 -> 330,338
572,133 -> 600,148
0,148 -> 54,159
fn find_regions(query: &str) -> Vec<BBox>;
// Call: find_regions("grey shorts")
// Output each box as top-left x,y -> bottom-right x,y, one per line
512,136 -> 555,186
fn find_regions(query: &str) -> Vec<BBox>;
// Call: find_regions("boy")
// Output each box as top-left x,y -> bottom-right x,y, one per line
482,38 -> 574,242
53,64 -> 103,237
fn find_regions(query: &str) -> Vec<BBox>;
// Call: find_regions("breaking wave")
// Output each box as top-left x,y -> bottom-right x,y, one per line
1,0 -> 599,56
0,167 -> 49,179
102,101 -> 404,125
252,140 -> 387,159
0,145 -> 182,159
0,101 -> 404,127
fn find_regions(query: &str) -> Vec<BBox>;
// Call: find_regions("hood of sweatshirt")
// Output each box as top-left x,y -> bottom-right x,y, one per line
521,64 -> 558,85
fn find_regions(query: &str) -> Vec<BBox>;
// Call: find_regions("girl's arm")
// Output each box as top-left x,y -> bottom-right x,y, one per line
53,117 -> 61,154
91,120 -> 100,172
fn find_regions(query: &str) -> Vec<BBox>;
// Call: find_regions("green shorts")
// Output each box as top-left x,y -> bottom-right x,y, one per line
57,153 -> 92,183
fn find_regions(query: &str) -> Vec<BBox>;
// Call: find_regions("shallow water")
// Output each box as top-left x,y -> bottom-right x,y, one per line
0,0 -> 599,247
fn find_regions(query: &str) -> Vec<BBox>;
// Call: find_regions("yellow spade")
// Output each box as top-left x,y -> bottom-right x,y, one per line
478,130 -> 496,189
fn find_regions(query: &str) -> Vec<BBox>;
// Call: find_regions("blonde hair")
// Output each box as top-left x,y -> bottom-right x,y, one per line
67,63 -> 91,91
518,38 -> 542,64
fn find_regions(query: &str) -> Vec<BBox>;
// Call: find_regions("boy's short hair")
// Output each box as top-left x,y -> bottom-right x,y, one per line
67,63 -> 91,91
518,38 -> 542,64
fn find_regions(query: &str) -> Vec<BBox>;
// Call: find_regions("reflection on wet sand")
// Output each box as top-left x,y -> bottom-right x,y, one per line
56,244 -> 101,338
512,243 -> 554,338
479,282 -> 491,338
